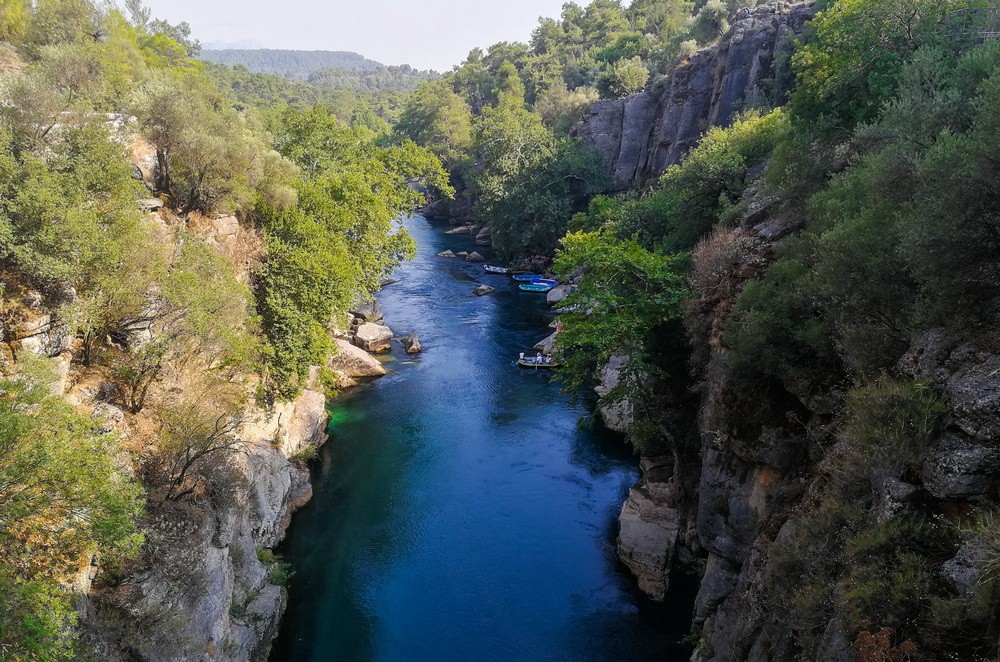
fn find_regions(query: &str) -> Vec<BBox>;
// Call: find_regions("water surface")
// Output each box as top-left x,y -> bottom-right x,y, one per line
271,216 -> 691,661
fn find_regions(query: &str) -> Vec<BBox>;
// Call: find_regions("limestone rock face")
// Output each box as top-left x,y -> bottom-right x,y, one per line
595,354 -> 633,433
576,2 -> 814,191
533,331 -> 558,356
82,391 -> 328,662
353,323 -> 393,353
329,338 -> 387,378
617,484 -> 682,601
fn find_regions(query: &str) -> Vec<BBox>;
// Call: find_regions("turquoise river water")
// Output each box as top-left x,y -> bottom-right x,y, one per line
270,215 -> 693,661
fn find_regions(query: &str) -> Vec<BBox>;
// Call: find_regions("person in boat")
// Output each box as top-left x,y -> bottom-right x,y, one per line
536,353 -> 542,364
519,352 -> 525,362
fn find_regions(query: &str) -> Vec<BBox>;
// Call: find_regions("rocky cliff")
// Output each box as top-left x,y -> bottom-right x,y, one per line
577,1 -> 814,191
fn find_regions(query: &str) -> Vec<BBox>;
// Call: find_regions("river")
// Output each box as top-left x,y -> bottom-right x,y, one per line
270,215 -> 693,661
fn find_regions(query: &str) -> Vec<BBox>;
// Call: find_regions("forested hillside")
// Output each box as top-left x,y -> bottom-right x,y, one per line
199,48 -> 381,78
0,1 -> 448,659
394,0 -> 1000,659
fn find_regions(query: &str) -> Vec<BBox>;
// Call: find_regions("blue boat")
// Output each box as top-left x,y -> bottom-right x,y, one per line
512,273 -> 541,282
519,282 -> 555,293
531,279 -> 558,288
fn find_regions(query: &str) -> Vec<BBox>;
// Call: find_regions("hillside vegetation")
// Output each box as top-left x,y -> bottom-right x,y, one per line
0,1 -> 448,658
199,48 -> 381,78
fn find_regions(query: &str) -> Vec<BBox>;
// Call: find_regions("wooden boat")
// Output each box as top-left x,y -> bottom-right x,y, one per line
519,282 -> 555,293
483,265 -> 511,274
517,356 -> 559,369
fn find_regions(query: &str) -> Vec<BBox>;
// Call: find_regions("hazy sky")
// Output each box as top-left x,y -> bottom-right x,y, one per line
140,0 -> 570,72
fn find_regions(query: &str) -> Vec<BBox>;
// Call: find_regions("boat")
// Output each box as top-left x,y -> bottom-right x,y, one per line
483,265 -> 511,274
517,355 -> 559,369
512,273 -> 541,282
519,282 -> 555,293
531,279 -> 558,288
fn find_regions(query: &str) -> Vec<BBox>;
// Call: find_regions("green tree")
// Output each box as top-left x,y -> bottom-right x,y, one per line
395,80 -> 473,168
791,0 -> 987,134
596,55 -> 649,97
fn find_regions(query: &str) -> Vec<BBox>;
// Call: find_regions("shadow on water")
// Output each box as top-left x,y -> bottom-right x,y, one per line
270,216 -> 695,662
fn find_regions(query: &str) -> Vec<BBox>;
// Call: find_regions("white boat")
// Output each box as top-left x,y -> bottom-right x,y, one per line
483,265 -> 511,274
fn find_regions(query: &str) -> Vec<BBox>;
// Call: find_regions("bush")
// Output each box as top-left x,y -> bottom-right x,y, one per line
842,378 -> 945,466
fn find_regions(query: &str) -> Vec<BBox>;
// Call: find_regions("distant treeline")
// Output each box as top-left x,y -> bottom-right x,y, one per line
200,48 -> 382,78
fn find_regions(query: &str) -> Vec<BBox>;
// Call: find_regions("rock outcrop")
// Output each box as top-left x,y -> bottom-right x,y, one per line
577,2 -> 814,191
353,323 -> 394,353
329,338 -> 388,378
81,386 -> 327,662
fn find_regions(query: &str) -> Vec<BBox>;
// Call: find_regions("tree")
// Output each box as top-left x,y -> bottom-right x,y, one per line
691,0 -> 729,45
596,55 -> 649,97
487,139 -> 606,257
552,231 -> 689,452
395,80 -> 473,168
791,0 -> 987,134
0,0 -> 28,40
0,358 -> 145,580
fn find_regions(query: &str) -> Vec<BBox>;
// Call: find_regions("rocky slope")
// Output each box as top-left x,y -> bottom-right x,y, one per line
577,1 -> 814,191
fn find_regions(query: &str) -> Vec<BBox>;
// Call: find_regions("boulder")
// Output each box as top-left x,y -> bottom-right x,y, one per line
353,323 -> 393,353
473,285 -> 495,296
475,226 -> 492,246
534,331 -> 558,355
923,431 -> 1000,500
93,403 -> 126,434
328,339 -> 387,378
330,371 -> 358,389
348,299 -> 383,324
138,198 -> 163,212
947,355 -> 1000,441
437,250 -> 456,258
445,225 -> 473,234
456,251 -> 469,259
402,333 -> 422,354
546,284 -> 573,304
466,251 -> 486,263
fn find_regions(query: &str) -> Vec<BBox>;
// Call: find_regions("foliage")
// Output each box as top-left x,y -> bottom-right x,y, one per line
594,109 -> 790,251
842,378 -> 945,466
791,0 -> 987,134
486,139 -> 607,258
395,79 -> 473,168
257,106 -> 447,393
199,48 -> 381,79
138,70 -> 299,214
553,231 -> 689,452
691,0 -> 729,45
596,55 -> 649,98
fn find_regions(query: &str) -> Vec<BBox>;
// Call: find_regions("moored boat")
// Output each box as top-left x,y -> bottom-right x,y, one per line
519,282 -> 555,293
512,273 -> 541,282
484,265 -> 510,274
531,279 -> 558,287
516,354 -> 559,369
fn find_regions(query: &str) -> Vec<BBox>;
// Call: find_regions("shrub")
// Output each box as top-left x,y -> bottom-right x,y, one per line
842,378 -> 945,466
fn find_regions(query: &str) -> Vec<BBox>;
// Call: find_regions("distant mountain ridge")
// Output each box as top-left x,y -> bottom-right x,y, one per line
199,49 -> 383,79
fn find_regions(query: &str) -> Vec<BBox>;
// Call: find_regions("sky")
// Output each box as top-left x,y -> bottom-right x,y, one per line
140,0 -> 571,72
